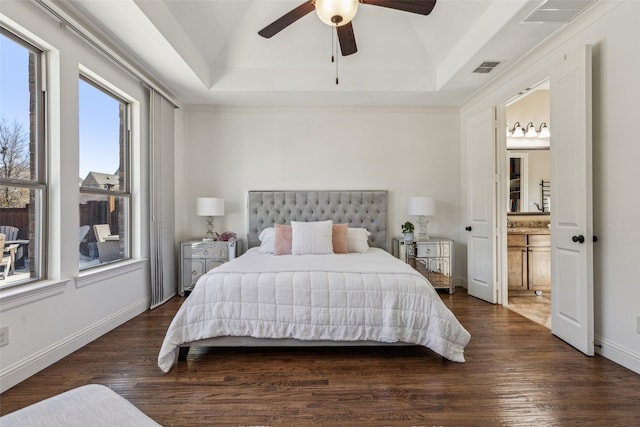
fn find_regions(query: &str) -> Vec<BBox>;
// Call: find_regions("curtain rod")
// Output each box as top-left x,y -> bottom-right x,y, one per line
33,0 -> 182,109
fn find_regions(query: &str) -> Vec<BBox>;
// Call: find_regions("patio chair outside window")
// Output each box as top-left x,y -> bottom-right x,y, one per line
0,233 -> 19,279
0,226 -> 18,241
93,224 -> 120,263
79,225 -> 90,244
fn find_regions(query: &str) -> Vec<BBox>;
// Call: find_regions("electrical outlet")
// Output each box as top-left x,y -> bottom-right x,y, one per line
0,326 -> 8,347
637,316 -> 640,335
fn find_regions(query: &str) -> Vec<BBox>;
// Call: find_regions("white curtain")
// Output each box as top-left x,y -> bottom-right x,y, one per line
149,88 -> 177,308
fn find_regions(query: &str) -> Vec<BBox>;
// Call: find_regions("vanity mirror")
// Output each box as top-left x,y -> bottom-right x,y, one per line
508,149 -> 550,214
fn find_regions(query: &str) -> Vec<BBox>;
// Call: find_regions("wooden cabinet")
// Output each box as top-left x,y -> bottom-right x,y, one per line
179,240 -> 242,296
527,235 -> 551,290
507,234 -> 527,291
507,233 -> 550,293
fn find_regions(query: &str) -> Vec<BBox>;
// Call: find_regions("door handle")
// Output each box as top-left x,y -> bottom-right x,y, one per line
593,235 -> 598,243
465,226 -> 472,231
572,235 -> 585,244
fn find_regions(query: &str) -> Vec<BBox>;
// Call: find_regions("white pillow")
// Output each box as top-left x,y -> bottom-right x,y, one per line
347,228 -> 371,253
291,220 -> 334,255
258,227 -> 275,253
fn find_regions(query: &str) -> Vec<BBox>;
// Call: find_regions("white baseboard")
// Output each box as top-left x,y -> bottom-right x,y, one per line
594,334 -> 640,375
0,298 -> 149,393
454,276 -> 468,289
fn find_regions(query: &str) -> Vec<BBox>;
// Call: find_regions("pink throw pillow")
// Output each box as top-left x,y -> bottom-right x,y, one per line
332,223 -> 348,254
274,224 -> 292,255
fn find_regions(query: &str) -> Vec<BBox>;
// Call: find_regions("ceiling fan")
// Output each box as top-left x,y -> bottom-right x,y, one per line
258,0 -> 437,57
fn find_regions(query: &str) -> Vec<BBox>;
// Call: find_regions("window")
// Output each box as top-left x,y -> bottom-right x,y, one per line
78,77 -> 130,269
0,29 -> 46,288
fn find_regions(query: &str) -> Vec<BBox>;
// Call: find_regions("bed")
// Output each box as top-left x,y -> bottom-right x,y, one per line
158,191 -> 470,373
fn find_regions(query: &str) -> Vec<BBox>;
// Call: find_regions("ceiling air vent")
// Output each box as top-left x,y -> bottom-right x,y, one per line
523,0 -> 596,23
473,61 -> 501,74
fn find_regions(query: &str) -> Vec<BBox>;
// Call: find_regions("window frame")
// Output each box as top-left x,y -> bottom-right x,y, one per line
0,27 -> 47,287
78,74 -> 132,269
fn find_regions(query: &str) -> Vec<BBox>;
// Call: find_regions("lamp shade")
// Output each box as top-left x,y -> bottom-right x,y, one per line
408,196 -> 436,216
511,122 -> 525,137
524,122 -> 538,137
315,0 -> 359,26
196,197 -> 224,216
538,122 -> 550,138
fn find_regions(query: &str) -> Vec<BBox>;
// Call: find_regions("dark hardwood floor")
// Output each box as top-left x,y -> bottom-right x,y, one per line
2,288 -> 639,426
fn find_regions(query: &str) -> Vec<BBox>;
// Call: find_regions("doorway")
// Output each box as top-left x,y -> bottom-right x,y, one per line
502,82 -> 552,329
465,45 -> 594,354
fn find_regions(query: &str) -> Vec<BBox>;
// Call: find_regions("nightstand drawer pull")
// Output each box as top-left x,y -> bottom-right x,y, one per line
416,246 -> 437,257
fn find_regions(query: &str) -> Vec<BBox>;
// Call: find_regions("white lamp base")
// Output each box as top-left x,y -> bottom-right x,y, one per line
416,216 -> 431,241
204,216 -> 217,241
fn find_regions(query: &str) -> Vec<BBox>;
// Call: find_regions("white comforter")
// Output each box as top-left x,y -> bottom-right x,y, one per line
158,248 -> 471,372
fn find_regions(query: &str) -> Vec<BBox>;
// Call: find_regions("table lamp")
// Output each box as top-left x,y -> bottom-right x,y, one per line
408,196 -> 436,241
196,197 -> 224,241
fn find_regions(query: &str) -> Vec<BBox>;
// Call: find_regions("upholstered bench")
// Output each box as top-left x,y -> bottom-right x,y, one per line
0,384 -> 160,426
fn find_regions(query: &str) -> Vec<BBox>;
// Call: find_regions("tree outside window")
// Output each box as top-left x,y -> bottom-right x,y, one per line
0,117 -> 30,207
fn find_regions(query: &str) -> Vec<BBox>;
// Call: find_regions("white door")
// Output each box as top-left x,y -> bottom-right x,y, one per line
466,108 -> 497,303
550,45 -> 594,355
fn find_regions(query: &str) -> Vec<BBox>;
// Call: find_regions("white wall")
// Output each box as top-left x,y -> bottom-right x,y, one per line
461,1 -> 640,373
0,2 -> 151,392
177,106 -> 463,276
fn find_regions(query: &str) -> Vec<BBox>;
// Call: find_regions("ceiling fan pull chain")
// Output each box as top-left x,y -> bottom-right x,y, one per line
335,48 -> 339,84
335,25 -> 339,85
331,26 -> 335,63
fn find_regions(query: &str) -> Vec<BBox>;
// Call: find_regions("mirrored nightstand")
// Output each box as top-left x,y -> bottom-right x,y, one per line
392,237 -> 454,294
179,240 -> 243,296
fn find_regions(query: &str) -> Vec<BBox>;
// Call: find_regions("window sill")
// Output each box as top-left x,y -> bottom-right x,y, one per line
76,259 -> 146,289
0,279 -> 70,312
0,260 -> 147,311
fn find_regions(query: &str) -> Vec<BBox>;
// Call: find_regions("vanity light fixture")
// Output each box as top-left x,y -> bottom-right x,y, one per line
538,122 -> 550,138
508,122 -> 550,138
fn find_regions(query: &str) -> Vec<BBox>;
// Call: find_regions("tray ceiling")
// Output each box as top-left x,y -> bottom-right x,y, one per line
61,0 -> 596,106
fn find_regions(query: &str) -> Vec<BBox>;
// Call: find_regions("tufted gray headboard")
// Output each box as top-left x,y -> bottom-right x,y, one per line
247,191 -> 388,250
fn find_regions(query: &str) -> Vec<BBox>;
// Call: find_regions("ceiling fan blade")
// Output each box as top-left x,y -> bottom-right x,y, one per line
258,1 -> 315,38
360,0 -> 437,15
337,22 -> 358,56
